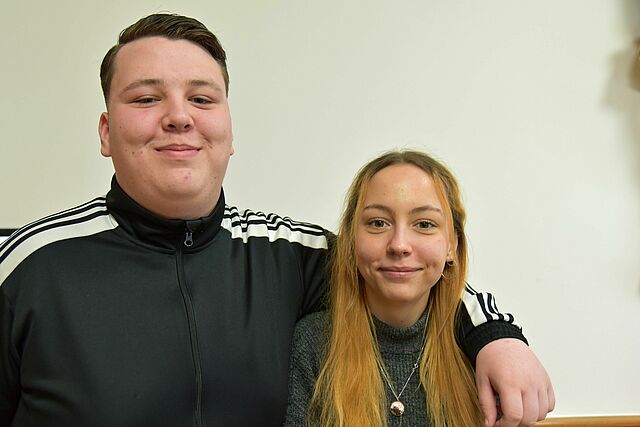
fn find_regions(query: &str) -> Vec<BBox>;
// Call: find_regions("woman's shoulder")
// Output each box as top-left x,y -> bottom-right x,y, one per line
293,310 -> 330,344
291,311 -> 331,362
288,311 -> 331,381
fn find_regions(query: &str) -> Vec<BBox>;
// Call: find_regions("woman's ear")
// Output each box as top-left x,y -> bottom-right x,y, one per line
446,234 -> 458,262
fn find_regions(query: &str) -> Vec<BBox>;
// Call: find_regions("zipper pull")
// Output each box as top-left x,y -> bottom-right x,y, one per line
184,230 -> 194,247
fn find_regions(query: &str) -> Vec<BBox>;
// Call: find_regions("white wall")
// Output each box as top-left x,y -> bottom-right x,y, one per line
1,0 -> 639,416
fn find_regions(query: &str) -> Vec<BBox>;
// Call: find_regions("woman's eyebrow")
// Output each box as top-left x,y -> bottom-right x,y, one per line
362,204 -> 442,215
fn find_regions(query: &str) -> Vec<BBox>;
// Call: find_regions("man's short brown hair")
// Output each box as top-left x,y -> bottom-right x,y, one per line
100,13 -> 229,104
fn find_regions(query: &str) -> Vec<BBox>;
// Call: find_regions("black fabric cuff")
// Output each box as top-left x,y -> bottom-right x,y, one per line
464,321 -> 528,366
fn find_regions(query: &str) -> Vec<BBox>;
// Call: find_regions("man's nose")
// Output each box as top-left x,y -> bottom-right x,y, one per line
162,99 -> 194,131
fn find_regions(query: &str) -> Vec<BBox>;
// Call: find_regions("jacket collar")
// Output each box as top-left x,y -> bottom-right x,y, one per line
106,176 -> 225,252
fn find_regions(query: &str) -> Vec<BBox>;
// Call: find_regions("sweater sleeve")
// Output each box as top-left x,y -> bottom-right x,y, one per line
283,312 -> 327,427
0,287 -> 19,427
456,283 -> 528,365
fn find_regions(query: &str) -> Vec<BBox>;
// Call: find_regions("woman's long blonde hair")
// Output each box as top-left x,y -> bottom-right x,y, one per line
309,150 -> 483,426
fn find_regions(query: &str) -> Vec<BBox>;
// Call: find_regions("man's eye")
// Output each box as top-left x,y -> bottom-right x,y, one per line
191,97 -> 214,105
134,97 -> 158,104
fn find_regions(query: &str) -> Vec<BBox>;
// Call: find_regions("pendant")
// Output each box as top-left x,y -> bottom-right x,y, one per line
390,400 -> 405,417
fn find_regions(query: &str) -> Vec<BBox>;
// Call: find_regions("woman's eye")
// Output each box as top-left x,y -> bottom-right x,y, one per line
416,220 -> 435,229
368,219 -> 387,228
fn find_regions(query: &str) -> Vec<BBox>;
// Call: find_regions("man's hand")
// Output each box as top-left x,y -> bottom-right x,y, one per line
476,338 -> 555,427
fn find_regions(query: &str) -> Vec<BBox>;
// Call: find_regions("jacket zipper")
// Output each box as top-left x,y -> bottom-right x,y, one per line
184,229 -> 194,247
177,228 -> 203,427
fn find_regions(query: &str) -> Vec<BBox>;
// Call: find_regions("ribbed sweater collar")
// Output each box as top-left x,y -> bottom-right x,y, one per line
373,310 -> 428,355
106,176 -> 225,252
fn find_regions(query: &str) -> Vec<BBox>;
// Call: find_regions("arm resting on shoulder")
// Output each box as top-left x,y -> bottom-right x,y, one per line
454,284 -> 555,427
456,284 -> 527,364
476,338 -> 555,427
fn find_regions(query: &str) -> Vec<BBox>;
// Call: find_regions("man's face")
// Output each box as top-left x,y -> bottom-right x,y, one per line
99,36 -> 234,219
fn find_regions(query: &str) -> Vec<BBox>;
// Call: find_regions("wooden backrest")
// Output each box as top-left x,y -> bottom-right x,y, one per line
534,416 -> 640,427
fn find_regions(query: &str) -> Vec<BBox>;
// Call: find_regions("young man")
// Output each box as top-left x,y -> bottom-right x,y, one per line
0,13 -> 553,427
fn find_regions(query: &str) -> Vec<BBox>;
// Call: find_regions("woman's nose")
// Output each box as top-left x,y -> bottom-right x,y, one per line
387,228 -> 412,256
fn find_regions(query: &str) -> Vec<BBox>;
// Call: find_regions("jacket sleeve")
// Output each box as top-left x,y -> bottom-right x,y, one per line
296,231 -> 332,319
0,287 -> 19,427
456,283 -> 528,365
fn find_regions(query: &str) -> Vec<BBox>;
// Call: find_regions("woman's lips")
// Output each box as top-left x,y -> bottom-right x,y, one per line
378,266 -> 422,281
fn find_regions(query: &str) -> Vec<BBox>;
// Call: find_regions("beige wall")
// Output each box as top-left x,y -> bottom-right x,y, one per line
1,0 -> 639,416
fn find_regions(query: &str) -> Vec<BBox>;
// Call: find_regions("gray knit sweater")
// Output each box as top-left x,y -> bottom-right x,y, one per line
283,311 -> 432,426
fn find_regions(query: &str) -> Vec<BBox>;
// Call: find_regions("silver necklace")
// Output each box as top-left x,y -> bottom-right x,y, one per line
377,335 -> 427,417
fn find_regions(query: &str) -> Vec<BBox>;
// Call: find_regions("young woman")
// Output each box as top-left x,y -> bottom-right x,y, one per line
285,150 -> 485,426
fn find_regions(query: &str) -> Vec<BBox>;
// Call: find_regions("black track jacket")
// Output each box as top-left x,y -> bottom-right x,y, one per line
0,178 -> 524,427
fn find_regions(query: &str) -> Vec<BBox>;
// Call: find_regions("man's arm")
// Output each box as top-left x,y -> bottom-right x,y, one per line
457,284 -> 527,363
476,338 -> 555,427
0,289 -> 20,426
297,230 -> 332,318
456,284 -> 555,427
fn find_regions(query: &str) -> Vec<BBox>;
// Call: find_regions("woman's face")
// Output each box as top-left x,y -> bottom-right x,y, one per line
356,163 -> 454,327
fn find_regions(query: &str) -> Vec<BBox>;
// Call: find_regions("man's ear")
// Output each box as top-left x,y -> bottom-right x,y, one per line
98,112 -> 111,157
